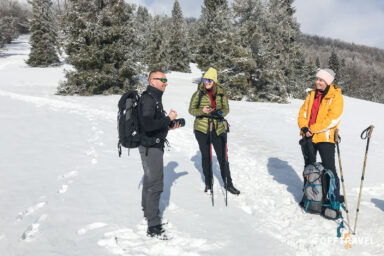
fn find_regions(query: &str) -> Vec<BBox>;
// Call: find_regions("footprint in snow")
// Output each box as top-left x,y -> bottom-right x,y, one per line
16,201 -> 46,222
58,170 -> 79,180
98,220 -> 218,256
21,214 -> 47,242
58,184 -> 69,194
77,222 -> 108,235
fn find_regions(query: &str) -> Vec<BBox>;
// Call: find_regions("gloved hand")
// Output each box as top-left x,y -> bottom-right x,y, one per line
301,127 -> 309,134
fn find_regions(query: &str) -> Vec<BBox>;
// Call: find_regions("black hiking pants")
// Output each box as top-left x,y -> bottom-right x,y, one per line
194,130 -> 233,187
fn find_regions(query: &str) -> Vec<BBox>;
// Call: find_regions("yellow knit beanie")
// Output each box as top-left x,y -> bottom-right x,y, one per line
203,67 -> 218,84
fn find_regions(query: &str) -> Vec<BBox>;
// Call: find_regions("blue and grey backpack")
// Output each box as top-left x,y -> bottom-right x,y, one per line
322,169 -> 342,220
301,163 -> 345,237
302,163 -> 324,213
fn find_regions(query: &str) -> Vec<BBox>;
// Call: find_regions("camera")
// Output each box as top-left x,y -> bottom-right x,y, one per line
169,118 -> 185,128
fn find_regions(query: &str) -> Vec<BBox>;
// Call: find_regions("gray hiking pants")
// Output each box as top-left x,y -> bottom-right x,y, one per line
139,146 -> 164,227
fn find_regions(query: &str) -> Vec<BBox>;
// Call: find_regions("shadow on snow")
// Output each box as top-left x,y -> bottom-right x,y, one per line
267,157 -> 303,203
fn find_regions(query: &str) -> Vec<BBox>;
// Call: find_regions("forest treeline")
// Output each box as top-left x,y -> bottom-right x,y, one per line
0,0 -> 383,103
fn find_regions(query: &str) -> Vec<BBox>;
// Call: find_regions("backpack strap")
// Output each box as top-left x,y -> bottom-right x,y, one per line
197,90 -> 204,108
217,93 -> 224,107
142,91 -> 160,110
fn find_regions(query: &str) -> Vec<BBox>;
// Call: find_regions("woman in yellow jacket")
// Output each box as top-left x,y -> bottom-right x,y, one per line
298,68 -> 343,200
189,67 -> 240,195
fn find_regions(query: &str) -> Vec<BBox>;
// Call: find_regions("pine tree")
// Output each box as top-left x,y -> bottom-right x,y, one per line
168,0 -> 191,72
27,0 -> 60,67
262,0 -> 301,102
0,17 -> 16,44
315,57 -> 321,68
0,1 -> 30,46
337,57 -> 347,89
197,0 -> 254,100
148,15 -> 170,71
185,17 -> 199,63
328,49 -> 340,83
233,0 -> 266,100
135,5 -> 152,66
59,0 -> 143,95
0,29 -> 4,47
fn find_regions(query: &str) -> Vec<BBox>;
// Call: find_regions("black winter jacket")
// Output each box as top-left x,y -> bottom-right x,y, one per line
139,85 -> 171,149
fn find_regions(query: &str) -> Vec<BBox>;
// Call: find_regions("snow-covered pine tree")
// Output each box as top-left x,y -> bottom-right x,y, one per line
148,15 -> 171,71
251,0 -> 301,102
337,57 -> 347,89
168,0 -> 191,72
135,5 -> 153,67
328,49 -> 340,83
59,0 -> 143,95
185,17 -> 199,63
27,0 -> 60,67
233,0 -> 265,100
0,1 -> 27,46
0,29 -> 3,48
0,16 -> 17,45
291,53 -> 317,98
197,0 -> 254,100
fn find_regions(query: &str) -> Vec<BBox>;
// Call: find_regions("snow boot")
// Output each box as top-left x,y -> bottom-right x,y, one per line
226,184 -> 240,195
147,224 -> 167,239
204,184 -> 212,193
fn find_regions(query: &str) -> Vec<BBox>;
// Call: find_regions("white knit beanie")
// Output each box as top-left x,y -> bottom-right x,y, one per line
316,68 -> 335,85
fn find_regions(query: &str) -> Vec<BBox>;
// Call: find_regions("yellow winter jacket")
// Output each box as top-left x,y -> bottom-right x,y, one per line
298,84 -> 344,144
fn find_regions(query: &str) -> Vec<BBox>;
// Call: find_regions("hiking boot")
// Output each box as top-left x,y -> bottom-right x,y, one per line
225,184 -> 240,195
204,185 -> 212,193
147,224 -> 165,238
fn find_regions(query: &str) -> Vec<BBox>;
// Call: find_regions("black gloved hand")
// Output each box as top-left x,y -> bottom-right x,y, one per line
301,127 -> 309,134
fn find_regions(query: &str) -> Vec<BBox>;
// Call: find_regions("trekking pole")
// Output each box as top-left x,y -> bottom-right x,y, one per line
353,125 -> 374,235
224,141 -> 228,207
334,129 -> 351,233
209,118 -> 214,207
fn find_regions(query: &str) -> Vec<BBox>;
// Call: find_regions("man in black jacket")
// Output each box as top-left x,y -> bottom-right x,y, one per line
138,70 -> 181,238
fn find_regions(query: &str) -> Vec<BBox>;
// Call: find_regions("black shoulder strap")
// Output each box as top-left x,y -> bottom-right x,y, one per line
217,93 -> 224,107
142,91 -> 160,110
197,90 -> 204,108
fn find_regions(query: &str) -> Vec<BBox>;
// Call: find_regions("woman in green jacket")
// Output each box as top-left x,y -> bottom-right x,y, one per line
189,67 -> 240,195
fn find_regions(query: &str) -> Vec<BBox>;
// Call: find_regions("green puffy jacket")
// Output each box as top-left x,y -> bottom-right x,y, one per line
188,82 -> 229,136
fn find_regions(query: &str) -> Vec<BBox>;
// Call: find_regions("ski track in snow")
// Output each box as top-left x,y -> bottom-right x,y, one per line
21,214 -> 47,242
98,220 -> 218,256
77,222 -> 109,235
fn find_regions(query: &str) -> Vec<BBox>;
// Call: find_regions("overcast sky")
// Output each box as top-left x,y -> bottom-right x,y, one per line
124,0 -> 384,49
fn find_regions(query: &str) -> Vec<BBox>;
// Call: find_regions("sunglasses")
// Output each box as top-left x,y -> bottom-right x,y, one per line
203,78 -> 213,83
153,78 -> 168,83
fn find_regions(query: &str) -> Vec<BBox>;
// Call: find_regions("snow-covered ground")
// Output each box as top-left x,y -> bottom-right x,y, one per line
1,35 -> 383,256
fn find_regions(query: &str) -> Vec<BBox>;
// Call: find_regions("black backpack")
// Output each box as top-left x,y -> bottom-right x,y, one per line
117,90 -> 141,157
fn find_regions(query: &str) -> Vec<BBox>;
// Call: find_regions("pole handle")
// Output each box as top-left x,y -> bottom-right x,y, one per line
368,125 -> 374,138
360,125 -> 374,140
334,129 -> 341,143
